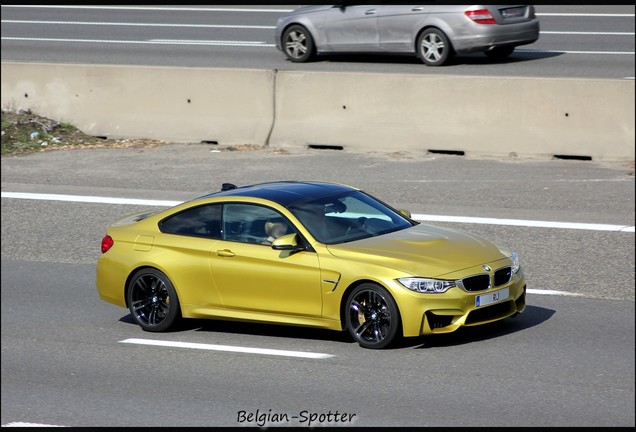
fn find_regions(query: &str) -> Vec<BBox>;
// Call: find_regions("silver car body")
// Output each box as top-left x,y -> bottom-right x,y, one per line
275,4 -> 539,64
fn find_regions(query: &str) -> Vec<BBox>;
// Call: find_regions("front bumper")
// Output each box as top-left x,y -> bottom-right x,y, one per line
395,268 -> 527,337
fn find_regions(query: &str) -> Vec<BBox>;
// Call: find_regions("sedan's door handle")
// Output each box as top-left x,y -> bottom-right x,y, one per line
216,249 -> 235,257
364,9 -> 377,15
411,7 -> 424,11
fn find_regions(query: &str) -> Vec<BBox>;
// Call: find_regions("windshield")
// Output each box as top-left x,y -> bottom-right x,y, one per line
287,190 -> 415,244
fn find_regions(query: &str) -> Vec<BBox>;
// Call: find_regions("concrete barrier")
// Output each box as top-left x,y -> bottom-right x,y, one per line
2,61 -> 634,161
270,70 -> 635,161
1,62 -> 275,145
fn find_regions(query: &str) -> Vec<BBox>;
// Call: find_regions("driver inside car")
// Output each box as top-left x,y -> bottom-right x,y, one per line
262,221 -> 288,245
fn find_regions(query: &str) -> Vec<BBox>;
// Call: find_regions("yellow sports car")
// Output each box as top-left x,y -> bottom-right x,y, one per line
96,181 -> 526,349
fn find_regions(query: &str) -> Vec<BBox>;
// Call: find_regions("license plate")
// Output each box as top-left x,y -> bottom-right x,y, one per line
501,7 -> 526,18
475,288 -> 509,307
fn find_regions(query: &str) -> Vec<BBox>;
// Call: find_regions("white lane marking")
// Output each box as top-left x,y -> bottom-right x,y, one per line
411,213 -> 636,233
2,422 -> 65,427
4,22 -> 633,37
0,5 -> 294,12
516,48 -> 634,55
0,37 -> 276,47
120,338 -> 334,359
1,20 -> 276,29
536,13 -> 635,17
2,192 -> 634,233
540,31 -> 635,36
0,192 -> 179,207
526,289 -> 585,296
2,6 -> 633,17
541,31 -> 635,35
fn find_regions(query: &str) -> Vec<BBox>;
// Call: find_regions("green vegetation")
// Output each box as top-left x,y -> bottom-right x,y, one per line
1,109 -> 163,156
1,109 -> 94,155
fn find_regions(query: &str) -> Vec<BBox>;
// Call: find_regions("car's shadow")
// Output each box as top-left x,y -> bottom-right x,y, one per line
303,50 -> 562,67
118,304 -> 554,350
404,305 -> 555,349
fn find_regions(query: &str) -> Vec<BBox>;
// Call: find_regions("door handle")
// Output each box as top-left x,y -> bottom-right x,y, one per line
216,249 -> 235,257
364,9 -> 377,15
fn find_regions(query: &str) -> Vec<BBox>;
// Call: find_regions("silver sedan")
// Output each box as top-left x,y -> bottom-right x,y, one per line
275,4 -> 540,66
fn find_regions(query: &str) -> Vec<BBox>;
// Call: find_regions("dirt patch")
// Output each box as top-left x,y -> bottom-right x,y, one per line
1,109 -> 264,156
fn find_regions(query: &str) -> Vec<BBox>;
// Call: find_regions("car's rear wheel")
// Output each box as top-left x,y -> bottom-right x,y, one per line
345,283 -> 401,349
127,268 -> 181,332
282,24 -> 315,62
485,46 -> 515,59
416,28 -> 453,66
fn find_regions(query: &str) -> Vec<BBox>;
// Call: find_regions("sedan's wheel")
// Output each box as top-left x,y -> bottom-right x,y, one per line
127,268 -> 181,332
282,24 -> 315,62
416,28 -> 453,66
345,283 -> 401,349
485,46 -> 515,59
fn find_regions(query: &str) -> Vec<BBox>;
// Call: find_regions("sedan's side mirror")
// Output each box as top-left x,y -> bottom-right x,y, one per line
272,233 -> 305,251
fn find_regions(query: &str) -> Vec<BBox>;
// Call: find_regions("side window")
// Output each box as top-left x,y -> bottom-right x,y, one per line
159,204 -> 222,239
223,203 -> 293,245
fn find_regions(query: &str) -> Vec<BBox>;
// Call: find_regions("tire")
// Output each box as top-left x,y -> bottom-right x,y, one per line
282,24 -> 315,62
127,268 -> 181,332
345,283 -> 401,349
485,46 -> 515,59
416,28 -> 453,66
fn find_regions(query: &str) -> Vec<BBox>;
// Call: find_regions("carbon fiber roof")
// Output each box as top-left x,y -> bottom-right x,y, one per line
196,181 -> 358,207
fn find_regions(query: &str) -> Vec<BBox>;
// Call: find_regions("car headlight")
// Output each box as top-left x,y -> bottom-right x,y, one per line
397,277 -> 456,293
511,252 -> 521,273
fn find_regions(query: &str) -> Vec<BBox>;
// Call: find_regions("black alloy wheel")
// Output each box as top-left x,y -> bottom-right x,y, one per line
127,268 -> 181,332
345,283 -> 401,349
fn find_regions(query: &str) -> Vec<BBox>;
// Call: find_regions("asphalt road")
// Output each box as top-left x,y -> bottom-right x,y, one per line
1,145 -> 634,427
1,4 -> 634,79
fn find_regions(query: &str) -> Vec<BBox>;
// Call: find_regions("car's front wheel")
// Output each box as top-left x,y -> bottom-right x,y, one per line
127,268 -> 181,332
416,28 -> 453,66
282,24 -> 315,62
345,283 -> 401,349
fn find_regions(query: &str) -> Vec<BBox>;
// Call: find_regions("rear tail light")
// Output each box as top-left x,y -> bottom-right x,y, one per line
101,235 -> 114,253
465,9 -> 496,24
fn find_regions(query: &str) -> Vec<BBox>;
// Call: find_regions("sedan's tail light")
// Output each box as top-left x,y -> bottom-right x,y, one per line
465,9 -> 496,24
101,235 -> 114,253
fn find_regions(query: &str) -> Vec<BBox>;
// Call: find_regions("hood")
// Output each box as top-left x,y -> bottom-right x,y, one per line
326,223 -> 507,277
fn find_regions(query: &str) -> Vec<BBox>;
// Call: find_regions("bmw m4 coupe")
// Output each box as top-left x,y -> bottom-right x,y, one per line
96,181 -> 527,349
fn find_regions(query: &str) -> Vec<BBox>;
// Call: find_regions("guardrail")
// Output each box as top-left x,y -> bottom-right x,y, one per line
2,62 -> 634,161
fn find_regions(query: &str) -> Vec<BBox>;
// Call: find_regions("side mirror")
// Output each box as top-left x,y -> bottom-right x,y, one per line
398,209 -> 412,219
272,233 -> 305,251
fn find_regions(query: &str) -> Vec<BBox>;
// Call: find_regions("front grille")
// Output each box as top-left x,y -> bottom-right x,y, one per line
461,274 -> 490,292
494,266 -> 512,287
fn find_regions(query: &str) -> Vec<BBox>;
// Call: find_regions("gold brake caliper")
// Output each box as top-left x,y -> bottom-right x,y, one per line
358,299 -> 366,324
